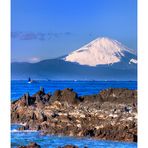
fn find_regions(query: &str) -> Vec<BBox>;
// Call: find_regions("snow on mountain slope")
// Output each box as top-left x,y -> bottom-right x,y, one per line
64,37 -> 137,66
129,59 -> 137,64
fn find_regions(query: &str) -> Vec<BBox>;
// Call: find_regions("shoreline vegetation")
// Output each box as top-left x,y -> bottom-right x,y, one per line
11,87 -> 137,147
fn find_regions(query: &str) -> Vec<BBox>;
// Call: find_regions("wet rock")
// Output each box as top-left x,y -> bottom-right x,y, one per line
84,129 -> 95,137
18,142 -> 41,148
18,125 -> 29,130
133,134 -> 137,142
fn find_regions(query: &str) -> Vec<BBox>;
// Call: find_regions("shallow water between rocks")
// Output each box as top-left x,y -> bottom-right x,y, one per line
11,124 -> 137,148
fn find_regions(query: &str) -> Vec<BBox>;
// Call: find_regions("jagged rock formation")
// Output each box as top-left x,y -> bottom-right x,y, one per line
18,143 -> 79,148
18,142 -> 41,148
11,88 -> 137,142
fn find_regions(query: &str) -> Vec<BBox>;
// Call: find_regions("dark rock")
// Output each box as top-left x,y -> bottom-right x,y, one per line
42,94 -> 51,104
34,111 -> 47,122
18,142 -> 41,148
54,90 -> 61,97
30,112 -> 37,120
40,86 -> 45,93
84,129 -> 95,137
99,88 -> 137,103
34,94 -> 44,107
59,88 -> 79,104
50,88 -> 79,104
133,134 -> 137,142
25,92 -> 30,106
29,142 -> 41,148
33,90 -> 45,97
49,90 -> 61,102
82,95 -> 102,103
18,125 -> 29,130
52,112 -> 59,118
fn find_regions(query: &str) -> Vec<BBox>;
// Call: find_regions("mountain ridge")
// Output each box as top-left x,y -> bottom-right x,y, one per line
11,37 -> 137,80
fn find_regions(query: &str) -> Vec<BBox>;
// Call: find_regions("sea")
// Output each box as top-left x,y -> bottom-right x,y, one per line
11,80 -> 137,148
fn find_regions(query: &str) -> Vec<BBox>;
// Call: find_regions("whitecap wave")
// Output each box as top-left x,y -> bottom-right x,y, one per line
11,129 -> 37,133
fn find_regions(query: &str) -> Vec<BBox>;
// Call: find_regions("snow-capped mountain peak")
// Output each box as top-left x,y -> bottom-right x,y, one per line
64,37 -> 137,66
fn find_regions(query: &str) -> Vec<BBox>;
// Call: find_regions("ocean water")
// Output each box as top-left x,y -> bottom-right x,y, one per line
11,124 -> 137,148
11,80 -> 137,148
11,80 -> 137,101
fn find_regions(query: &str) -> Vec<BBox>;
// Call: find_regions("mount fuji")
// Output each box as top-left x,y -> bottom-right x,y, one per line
64,37 -> 137,66
11,37 -> 137,80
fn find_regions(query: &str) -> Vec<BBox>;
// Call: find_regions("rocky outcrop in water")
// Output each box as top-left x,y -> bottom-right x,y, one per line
11,88 -> 137,142
18,143 -> 80,148
18,142 -> 41,148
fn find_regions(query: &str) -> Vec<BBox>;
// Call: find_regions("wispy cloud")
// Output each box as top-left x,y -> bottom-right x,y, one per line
11,31 -> 72,41
12,57 -> 41,63
28,57 -> 41,63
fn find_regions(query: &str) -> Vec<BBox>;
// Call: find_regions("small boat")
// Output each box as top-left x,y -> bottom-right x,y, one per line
28,77 -> 33,83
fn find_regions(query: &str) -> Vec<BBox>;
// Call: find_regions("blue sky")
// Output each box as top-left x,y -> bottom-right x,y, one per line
11,0 -> 137,62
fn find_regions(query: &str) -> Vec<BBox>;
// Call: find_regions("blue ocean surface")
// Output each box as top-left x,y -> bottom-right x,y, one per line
11,80 -> 137,148
11,80 -> 137,101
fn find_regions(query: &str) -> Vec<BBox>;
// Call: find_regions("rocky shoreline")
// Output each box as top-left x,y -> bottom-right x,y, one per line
18,142 -> 80,148
11,87 -> 137,143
